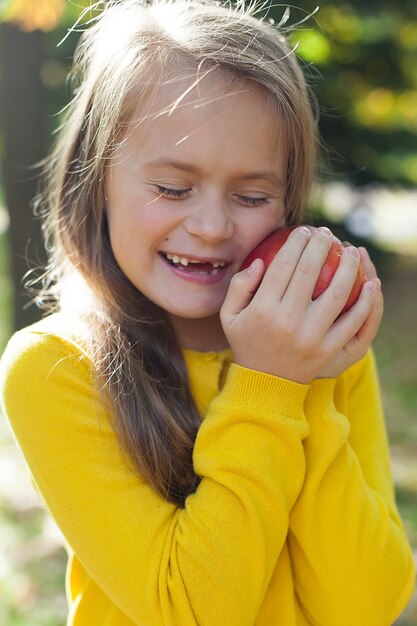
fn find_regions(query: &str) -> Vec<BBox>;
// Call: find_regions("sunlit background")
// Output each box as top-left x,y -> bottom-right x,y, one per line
0,1 -> 416,624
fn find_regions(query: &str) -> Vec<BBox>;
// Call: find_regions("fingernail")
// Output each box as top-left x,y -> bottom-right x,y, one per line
295,226 -> 311,236
346,246 -> 359,257
317,226 -> 332,235
247,258 -> 260,274
366,281 -> 376,294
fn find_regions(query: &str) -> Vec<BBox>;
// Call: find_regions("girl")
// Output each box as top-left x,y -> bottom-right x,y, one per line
0,1 -> 414,624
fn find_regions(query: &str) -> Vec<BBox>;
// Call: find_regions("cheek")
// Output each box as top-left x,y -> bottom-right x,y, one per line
242,211 -> 285,248
110,207 -> 182,273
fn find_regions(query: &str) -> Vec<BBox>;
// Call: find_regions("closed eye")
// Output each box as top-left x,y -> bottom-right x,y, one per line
236,195 -> 270,207
156,185 -> 191,199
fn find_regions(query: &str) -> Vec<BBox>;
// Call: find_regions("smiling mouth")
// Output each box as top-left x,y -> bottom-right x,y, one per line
160,252 -> 228,274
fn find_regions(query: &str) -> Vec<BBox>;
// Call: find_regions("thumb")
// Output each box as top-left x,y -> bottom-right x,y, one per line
221,258 -> 265,319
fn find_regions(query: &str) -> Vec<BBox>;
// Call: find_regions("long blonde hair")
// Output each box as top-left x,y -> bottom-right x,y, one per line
40,0 -> 318,506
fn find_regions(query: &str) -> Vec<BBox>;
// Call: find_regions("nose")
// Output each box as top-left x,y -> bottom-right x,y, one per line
183,198 -> 233,243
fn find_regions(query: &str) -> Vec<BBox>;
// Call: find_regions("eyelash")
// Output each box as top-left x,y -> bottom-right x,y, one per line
156,185 -> 190,199
240,196 -> 269,207
156,185 -> 269,207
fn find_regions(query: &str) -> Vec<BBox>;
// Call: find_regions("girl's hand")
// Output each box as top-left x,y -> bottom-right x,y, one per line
220,228 -> 380,384
317,246 -> 383,379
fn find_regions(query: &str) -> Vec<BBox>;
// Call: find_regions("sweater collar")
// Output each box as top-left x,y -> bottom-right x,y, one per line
182,347 -> 233,419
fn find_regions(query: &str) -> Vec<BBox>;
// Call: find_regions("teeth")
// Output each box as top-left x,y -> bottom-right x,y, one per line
164,252 -> 226,268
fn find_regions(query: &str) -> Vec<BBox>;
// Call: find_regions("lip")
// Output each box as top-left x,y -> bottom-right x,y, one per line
159,252 -> 231,285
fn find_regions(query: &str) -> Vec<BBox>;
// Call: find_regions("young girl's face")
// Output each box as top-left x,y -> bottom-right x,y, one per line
105,72 -> 287,329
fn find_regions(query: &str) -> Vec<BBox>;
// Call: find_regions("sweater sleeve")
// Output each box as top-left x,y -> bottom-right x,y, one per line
288,350 -> 415,626
0,328 -> 309,626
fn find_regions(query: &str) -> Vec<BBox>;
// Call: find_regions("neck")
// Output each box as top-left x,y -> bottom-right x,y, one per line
168,313 -> 229,352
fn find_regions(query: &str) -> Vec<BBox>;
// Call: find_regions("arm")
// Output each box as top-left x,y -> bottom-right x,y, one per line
0,328 -> 309,626
220,232 -> 413,625
288,350 -> 415,626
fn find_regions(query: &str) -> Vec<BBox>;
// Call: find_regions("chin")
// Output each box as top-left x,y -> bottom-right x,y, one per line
174,308 -> 221,320
167,301 -> 223,320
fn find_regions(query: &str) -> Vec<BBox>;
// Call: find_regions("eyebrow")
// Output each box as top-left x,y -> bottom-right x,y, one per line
144,158 -> 198,174
143,158 -> 284,188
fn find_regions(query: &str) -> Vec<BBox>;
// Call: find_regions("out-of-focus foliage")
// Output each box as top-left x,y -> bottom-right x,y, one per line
273,0 -> 417,187
1,0 -> 66,31
0,0 -> 92,31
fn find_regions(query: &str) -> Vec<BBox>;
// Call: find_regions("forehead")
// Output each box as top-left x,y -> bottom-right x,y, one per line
119,67 -> 284,158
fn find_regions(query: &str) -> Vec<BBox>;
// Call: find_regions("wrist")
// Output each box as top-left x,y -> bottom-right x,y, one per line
233,354 -> 314,386
225,362 -> 310,420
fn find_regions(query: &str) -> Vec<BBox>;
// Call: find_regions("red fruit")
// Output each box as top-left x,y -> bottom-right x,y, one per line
241,225 -> 368,316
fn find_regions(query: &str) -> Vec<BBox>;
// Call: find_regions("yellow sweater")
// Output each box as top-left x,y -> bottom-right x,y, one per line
0,313 -> 414,626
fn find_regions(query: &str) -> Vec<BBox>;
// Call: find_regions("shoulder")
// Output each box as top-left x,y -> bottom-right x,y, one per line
0,315 -> 116,489
0,313 -> 94,403
1,311 -> 91,358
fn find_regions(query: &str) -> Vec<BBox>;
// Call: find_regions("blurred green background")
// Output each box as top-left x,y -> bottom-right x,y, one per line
0,1 -> 416,624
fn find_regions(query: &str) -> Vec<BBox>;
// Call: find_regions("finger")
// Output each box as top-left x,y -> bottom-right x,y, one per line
313,245 -> 361,320
339,282 -> 383,360
358,246 -> 377,280
327,277 -> 379,347
221,258 -> 265,319
281,226 -> 334,307
355,279 -> 383,345
258,226 -> 312,300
